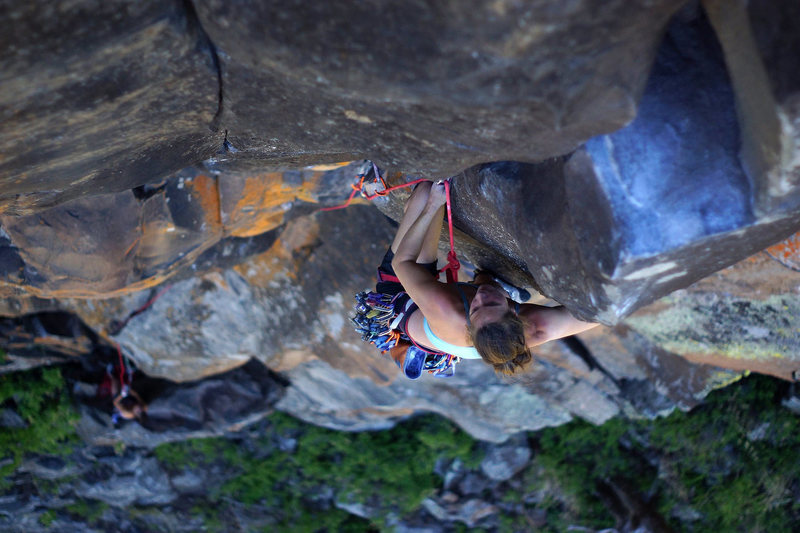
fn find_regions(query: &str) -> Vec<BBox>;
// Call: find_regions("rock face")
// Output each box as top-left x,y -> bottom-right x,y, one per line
2,0 -> 800,444
0,164 -> 360,297
626,250 -> 800,381
0,0 -> 688,213
0,0 -> 222,215
705,0 -> 800,215
3,0 -> 800,323
30,204 -> 793,443
444,7 -> 800,324
192,0 -> 687,176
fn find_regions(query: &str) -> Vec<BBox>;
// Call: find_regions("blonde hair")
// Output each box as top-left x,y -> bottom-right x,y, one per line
468,311 -> 532,375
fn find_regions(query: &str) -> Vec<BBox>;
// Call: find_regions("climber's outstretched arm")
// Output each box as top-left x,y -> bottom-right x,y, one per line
519,304 -> 599,348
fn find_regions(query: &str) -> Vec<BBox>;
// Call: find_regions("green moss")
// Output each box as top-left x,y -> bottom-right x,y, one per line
536,416 -> 640,528
64,500 -> 108,523
155,413 -> 481,530
39,509 -> 57,526
192,504 -> 224,533
154,436 -> 226,469
647,375 -> 800,530
0,367 -> 80,486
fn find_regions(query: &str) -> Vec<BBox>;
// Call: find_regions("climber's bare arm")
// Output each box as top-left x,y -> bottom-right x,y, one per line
392,182 -> 457,324
393,257 -> 454,321
519,304 -> 599,348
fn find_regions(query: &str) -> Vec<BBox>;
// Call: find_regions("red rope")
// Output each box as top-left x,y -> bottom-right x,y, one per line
116,343 -> 128,388
133,285 -> 171,317
321,167 -> 461,283
110,284 -> 172,337
320,176 -> 432,210
440,180 -> 460,284
112,284 -> 171,390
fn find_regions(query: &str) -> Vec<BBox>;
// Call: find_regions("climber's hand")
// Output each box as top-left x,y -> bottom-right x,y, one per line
427,180 -> 447,208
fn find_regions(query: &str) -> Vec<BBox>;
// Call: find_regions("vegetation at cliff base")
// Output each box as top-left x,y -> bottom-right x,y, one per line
1,363 -> 798,531
151,374 -> 800,531
0,366 -> 79,486
155,412 -> 482,531
529,374 -> 800,531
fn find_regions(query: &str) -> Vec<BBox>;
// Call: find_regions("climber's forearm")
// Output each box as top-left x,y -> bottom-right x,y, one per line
392,204 -> 444,266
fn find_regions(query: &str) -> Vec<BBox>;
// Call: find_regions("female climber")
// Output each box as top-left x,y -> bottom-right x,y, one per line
356,180 -> 598,377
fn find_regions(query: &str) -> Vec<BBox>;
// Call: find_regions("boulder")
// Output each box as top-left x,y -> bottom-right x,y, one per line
73,455 -> 176,508
480,433 -> 532,482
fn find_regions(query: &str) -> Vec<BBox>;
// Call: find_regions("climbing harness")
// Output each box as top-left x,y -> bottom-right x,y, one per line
336,163 -> 464,377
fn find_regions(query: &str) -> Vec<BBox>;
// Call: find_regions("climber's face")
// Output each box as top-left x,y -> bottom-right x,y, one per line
469,283 -> 510,328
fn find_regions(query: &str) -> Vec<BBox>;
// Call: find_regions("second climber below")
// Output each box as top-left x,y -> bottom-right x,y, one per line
375,179 -> 599,376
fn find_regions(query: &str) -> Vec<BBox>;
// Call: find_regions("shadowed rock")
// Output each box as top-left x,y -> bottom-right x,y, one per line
578,325 -> 743,414
75,359 -> 287,448
704,0 -> 800,214
0,0 -> 690,211
0,0 -> 222,214
3,1 -> 798,327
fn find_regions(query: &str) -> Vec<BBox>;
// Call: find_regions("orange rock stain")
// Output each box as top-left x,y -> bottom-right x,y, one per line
227,172 -> 325,238
3,166 -> 359,299
186,174 -> 223,232
766,231 -> 800,269
233,237 -> 297,286
233,217 -> 323,287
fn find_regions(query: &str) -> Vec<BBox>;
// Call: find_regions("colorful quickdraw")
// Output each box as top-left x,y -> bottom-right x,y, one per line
351,291 -> 404,352
352,290 -> 460,378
